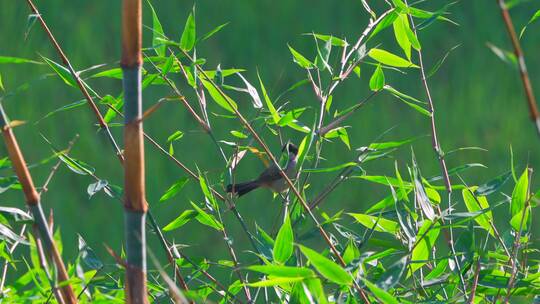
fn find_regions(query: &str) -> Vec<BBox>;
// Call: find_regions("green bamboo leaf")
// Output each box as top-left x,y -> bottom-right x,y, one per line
248,265 -> 314,278
411,220 -> 440,274
248,276 -> 304,287
368,48 -> 419,68
299,245 -> 352,286
38,99 -> 86,122
393,13 -> 411,60
159,177 -> 189,202
198,174 -> 217,209
510,169 -> 529,231
288,45 -> 313,69
369,11 -> 399,39
303,162 -> 358,173
462,187 -> 494,236
369,64 -> 385,91
58,154 -> 95,175
201,22 -> 229,42
384,85 -> 431,116
230,130 -> 248,139
274,215 -> 294,264
0,56 -> 42,65
257,72 -> 280,124
200,77 -> 237,113
308,33 -> 348,47
520,9 -> 540,38
42,56 -> 77,87
363,279 -> 399,304
348,213 -> 399,233
180,9 -> 196,51
190,202 -> 223,231
163,209 -> 198,231
369,137 -> 419,150
147,0 -> 165,56
90,68 -> 123,79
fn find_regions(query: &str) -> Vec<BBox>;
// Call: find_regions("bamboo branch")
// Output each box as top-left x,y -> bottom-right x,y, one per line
0,104 -> 77,304
25,0 -> 124,163
496,0 -> 540,135
403,1 -> 468,299
181,50 -> 371,302
0,135 -> 78,293
23,2 -> 233,289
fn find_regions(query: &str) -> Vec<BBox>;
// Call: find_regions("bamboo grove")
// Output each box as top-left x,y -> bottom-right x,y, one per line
0,0 -> 539,303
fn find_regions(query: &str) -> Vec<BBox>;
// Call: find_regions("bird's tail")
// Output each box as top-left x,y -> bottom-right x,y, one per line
226,181 -> 259,197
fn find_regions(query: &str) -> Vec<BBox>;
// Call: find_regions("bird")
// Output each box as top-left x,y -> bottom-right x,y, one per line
226,142 -> 299,197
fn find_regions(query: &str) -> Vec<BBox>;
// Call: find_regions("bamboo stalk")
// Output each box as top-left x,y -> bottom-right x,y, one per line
121,1 -> 148,303
496,0 -> 540,135
0,104 -> 77,304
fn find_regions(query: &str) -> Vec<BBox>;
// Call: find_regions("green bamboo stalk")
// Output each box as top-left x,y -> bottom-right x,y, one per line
121,0 -> 148,303
0,104 -> 77,304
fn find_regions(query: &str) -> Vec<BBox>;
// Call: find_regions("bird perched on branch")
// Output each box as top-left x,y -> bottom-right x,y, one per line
226,142 -> 299,197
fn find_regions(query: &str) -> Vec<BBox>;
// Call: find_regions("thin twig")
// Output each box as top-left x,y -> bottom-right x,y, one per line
0,135 -> 78,293
180,48 -> 371,303
403,1 -> 468,299
495,0 -> 540,135
25,0 -> 124,163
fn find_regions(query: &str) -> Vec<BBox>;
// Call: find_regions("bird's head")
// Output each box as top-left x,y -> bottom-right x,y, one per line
282,142 -> 299,156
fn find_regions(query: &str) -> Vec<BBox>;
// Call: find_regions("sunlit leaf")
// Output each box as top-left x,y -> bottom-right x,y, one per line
299,245 -> 352,286
180,9 -> 196,51
348,213 -> 399,233
274,215 -> 294,264
159,177 -> 189,202
368,48 -> 418,68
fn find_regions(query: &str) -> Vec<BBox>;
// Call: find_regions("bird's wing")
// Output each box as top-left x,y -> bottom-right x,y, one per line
257,164 -> 283,183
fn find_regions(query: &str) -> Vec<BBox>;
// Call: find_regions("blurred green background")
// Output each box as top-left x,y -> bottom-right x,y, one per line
1,0 -> 539,280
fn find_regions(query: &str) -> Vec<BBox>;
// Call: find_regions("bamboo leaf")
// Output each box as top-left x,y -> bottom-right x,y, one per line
510,169 -> 529,231
369,64 -> 385,91
368,48 -> 419,68
248,265 -> 314,278
42,56 -> 77,87
348,213 -> 399,233
0,56 -> 42,65
200,77 -> 237,113
462,187 -> 494,236
190,202 -> 223,231
299,245 -> 352,286
258,72 -> 280,123
180,9 -> 196,51
248,276 -> 304,287
393,13 -> 411,60
163,209 -> 198,231
160,177 -> 189,202
411,220 -> 440,274
147,0 -> 166,56
288,45 -> 313,69
274,215 -> 294,264
363,279 -> 399,304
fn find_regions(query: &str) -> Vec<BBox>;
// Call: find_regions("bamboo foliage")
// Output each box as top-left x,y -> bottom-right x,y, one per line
0,104 -> 77,304
121,0 -> 149,303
